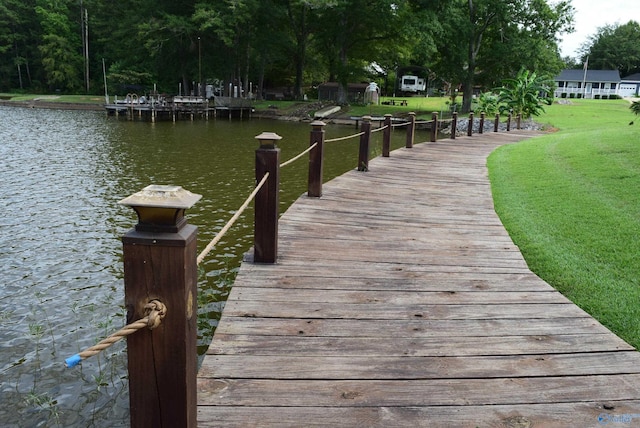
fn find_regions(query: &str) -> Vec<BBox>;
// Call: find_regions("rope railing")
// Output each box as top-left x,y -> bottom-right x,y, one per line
196,172 -> 269,265
280,142 -> 317,168
370,125 -> 388,134
65,299 -> 166,368
66,172 -> 272,368
325,131 -> 365,143
391,121 -> 411,128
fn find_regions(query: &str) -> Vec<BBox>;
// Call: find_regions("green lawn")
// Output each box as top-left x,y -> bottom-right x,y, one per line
488,98 -> 640,349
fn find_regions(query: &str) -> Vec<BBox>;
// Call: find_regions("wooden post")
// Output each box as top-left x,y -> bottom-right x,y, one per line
382,114 -> 392,157
254,132 -> 281,263
467,112 -> 474,136
430,112 -> 438,142
119,185 -> 201,428
507,113 -> 512,131
517,114 -> 522,130
479,112 -> 485,134
450,112 -> 458,140
308,121 -> 325,197
405,112 -> 416,148
494,113 -> 500,132
358,116 -> 372,171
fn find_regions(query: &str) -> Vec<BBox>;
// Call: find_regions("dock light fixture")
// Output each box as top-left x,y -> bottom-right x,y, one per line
255,131 -> 282,149
119,184 -> 202,233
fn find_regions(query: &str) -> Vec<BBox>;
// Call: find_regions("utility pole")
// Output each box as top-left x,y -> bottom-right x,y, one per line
81,1 -> 90,92
198,37 -> 202,98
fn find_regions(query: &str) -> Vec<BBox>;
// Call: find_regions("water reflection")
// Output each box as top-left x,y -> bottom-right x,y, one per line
0,106 -> 416,426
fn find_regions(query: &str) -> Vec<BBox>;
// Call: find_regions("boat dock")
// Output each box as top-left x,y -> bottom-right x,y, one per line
197,130 -> 640,426
105,95 -> 252,121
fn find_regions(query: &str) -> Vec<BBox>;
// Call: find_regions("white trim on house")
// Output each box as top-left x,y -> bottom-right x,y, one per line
554,69 -> 622,99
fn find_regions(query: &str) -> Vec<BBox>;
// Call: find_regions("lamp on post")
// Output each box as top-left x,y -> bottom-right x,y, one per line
119,184 -> 202,233
254,132 -> 282,263
119,184 -> 201,428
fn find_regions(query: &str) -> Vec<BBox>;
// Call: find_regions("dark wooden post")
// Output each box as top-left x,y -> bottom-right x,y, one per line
308,120 -> 325,198
467,112 -> 474,136
382,114 -> 392,157
507,113 -> 512,131
517,114 -> 522,130
494,113 -> 500,132
479,112 -> 485,134
358,116 -> 372,171
430,112 -> 438,142
119,185 -> 201,428
254,132 -> 281,263
450,112 -> 458,140
405,112 -> 416,148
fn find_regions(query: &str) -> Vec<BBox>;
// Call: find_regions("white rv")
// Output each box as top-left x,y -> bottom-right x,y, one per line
400,75 -> 426,93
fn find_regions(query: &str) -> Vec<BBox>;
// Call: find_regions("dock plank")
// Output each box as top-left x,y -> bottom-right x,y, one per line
198,131 -> 640,426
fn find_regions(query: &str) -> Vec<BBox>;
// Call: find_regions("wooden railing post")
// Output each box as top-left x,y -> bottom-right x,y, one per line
507,112 -> 512,131
430,112 -> 438,142
119,185 -> 201,428
254,132 -> 281,263
467,112 -> 474,136
308,120 -> 325,197
494,113 -> 500,132
479,112 -> 485,134
358,116 -> 372,171
450,112 -> 458,140
405,112 -> 416,148
382,114 -> 392,157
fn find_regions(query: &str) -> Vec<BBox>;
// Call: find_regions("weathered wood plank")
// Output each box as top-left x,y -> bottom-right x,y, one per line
201,351 -> 640,379
198,401 -> 640,428
221,301 -> 588,320
198,374 -> 640,407
214,316 -> 613,337
206,333 -> 634,357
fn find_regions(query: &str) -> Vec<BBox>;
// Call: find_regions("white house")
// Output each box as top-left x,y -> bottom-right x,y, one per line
554,69 -> 621,99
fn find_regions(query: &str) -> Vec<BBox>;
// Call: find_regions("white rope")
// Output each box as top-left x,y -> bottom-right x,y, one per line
280,142 -> 318,168
325,131 -> 365,143
197,172 -> 270,265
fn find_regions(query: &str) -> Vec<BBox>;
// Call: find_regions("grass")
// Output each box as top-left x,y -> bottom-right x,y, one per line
488,98 -> 640,349
252,96 -> 452,119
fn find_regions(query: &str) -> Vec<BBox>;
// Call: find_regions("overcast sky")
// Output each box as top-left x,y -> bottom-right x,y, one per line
559,0 -> 640,58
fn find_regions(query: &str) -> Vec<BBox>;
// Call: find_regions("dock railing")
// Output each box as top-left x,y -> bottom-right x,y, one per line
66,110 -> 522,427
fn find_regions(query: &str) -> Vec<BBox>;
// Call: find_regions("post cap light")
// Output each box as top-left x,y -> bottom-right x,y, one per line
255,132 -> 282,148
119,185 -> 202,233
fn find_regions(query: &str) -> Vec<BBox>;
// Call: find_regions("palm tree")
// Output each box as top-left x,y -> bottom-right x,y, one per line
630,100 -> 640,116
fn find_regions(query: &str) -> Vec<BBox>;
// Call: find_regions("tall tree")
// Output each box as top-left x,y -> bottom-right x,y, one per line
35,0 -> 83,92
314,0 -> 411,103
583,21 -> 640,77
428,0 -> 573,112
0,0 -> 37,90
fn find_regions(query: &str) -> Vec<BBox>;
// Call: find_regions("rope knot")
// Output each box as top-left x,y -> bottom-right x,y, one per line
144,299 -> 167,330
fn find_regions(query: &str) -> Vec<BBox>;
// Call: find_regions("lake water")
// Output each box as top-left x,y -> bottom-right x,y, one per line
0,105 -> 420,426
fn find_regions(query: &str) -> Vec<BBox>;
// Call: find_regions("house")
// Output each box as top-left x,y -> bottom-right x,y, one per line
620,73 -> 640,97
554,69 -> 621,99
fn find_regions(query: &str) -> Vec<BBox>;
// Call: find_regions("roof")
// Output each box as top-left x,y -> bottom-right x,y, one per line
621,73 -> 640,82
555,69 -> 621,82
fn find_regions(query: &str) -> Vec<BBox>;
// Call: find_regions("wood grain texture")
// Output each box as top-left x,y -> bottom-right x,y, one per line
198,131 -> 640,426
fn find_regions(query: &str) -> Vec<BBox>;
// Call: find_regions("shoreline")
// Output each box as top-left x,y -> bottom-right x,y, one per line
0,99 -> 104,111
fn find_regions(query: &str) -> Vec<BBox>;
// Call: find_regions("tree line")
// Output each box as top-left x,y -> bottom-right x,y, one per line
4,0 -> 636,113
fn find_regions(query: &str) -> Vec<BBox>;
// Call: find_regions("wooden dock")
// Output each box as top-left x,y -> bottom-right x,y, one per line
197,130 -> 640,427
